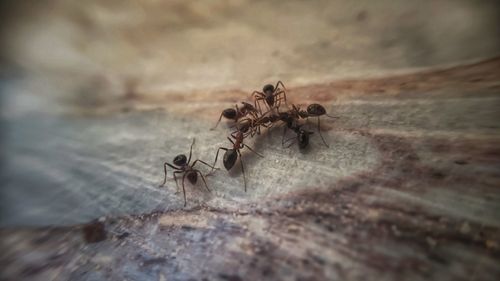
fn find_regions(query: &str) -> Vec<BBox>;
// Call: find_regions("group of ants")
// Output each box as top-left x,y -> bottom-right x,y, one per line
159,81 -> 337,206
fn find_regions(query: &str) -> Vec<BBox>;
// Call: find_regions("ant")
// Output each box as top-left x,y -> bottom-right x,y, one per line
281,120 -> 314,150
159,139 -> 218,207
276,110 -> 312,149
284,103 -> 337,148
211,130 -> 263,192
211,102 -> 259,130
250,81 -> 288,113
304,103 -> 338,148
231,114 -> 273,138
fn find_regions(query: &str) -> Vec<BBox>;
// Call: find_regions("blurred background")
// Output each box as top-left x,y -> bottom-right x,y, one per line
1,0 -> 499,115
1,1 -> 499,280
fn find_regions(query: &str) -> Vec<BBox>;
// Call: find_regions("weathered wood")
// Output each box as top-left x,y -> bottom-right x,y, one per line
1,58 -> 500,281
1,1 -> 500,280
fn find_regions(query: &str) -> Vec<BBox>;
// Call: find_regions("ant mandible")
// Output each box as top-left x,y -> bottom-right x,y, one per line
250,81 -> 288,113
211,102 -> 259,130
211,130 -> 263,192
159,139 -> 218,206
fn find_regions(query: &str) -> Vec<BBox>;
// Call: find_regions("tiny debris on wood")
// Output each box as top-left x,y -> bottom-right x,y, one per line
82,220 -> 107,243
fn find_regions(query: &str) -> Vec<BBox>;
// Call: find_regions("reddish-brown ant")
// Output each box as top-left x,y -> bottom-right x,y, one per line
211,130 -> 263,191
251,81 -> 288,113
231,115 -> 273,138
160,139 -> 218,206
211,102 -> 259,130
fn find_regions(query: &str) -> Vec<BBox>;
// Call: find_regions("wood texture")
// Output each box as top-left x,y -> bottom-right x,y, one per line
1,58 -> 499,281
1,1 -> 500,280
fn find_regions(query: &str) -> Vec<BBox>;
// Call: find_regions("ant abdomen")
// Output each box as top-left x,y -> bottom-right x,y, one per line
223,108 -> 238,119
223,149 -> 238,170
187,171 -> 198,184
307,104 -> 326,116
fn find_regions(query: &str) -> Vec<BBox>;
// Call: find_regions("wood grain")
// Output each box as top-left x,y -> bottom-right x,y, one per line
1,58 -> 499,281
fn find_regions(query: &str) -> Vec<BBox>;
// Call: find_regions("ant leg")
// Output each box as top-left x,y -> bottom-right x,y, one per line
250,90 -> 262,99
211,147 -> 228,172
251,91 -> 265,113
187,138 -> 195,164
316,117 -> 329,148
251,91 -> 266,104
274,93 -> 282,109
255,95 -> 269,116
275,80 -> 286,91
230,130 -> 240,139
210,112 -> 225,130
255,124 -> 262,136
173,171 -> 182,193
181,173 -> 187,207
160,162 -> 181,187
235,103 -> 240,119
283,136 -> 296,148
237,150 -> 247,192
254,98 -> 263,115
278,90 -> 288,106
196,170 -> 211,192
191,159 -> 219,175
227,137 -> 235,145
243,143 -> 264,158
281,126 -> 290,147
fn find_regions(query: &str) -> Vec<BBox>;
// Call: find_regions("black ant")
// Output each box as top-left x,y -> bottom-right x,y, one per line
283,103 -> 337,148
211,130 -> 263,192
282,122 -> 314,150
250,81 -> 287,113
160,139 -> 218,206
304,103 -> 338,147
276,110 -> 311,149
211,102 -> 259,130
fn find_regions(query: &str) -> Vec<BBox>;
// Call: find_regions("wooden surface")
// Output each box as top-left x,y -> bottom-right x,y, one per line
1,58 -> 500,281
1,1 -> 500,280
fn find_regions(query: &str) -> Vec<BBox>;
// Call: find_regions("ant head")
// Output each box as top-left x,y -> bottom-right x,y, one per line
240,102 -> 255,110
307,103 -> 326,116
223,149 -> 238,170
222,108 -> 237,119
263,84 -> 275,94
173,154 -> 187,166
